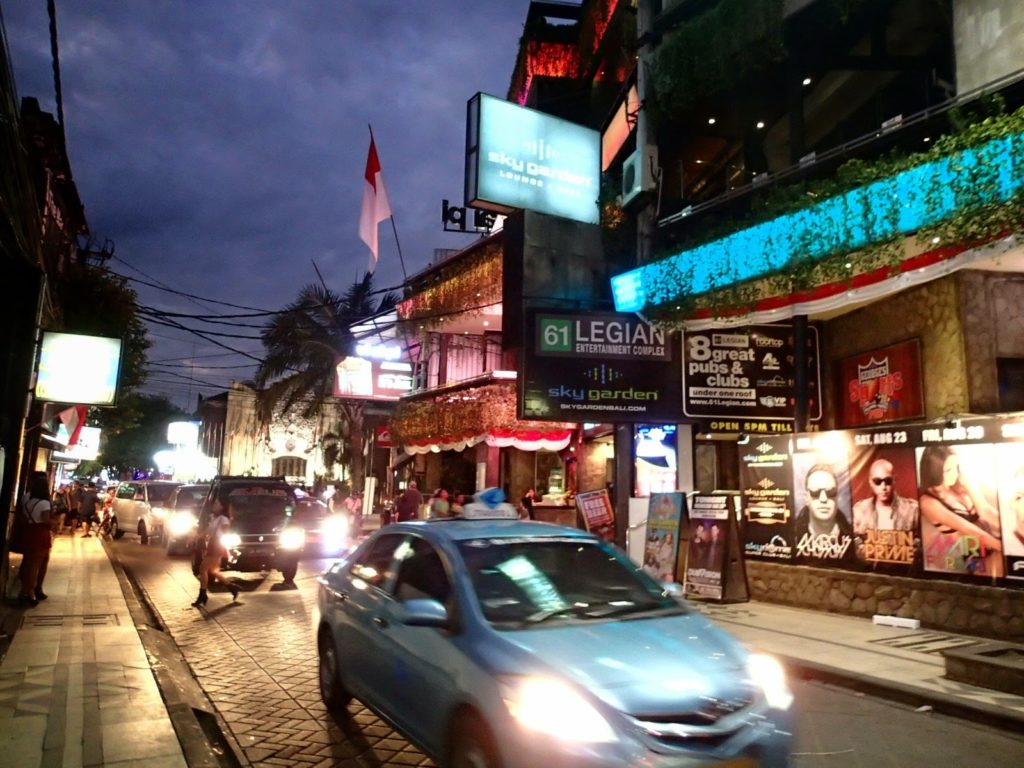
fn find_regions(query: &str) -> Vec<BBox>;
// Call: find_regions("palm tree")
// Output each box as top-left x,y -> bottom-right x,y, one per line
255,272 -> 397,490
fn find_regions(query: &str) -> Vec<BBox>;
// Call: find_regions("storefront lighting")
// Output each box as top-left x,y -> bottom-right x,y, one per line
756,121 -> 765,130
611,130 -> 1024,312
802,77 -> 812,86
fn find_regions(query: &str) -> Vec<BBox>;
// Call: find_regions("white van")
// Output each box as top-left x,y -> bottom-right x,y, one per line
111,480 -> 181,544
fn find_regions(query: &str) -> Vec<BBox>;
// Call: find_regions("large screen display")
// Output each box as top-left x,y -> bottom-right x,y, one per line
35,332 -> 122,406
465,93 -> 600,224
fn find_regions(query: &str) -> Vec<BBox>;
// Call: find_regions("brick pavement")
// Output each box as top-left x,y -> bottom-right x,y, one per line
134,559 -> 435,768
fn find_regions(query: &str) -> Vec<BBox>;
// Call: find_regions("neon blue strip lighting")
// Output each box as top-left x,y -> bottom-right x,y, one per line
610,132 -> 1024,312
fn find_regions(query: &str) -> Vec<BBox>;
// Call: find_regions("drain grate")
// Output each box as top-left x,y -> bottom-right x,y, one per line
21,614 -> 120,629
870,631 -> 982,655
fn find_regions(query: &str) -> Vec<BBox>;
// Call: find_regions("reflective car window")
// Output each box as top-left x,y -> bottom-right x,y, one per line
116,484 -> 136,500
457,539 -> 679,626
173,486 -> 209,508
393,538 -> 451,604
351,534 -> 405,589
146,484 -> 178,503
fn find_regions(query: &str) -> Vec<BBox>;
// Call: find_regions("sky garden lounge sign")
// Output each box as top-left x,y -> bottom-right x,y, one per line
465,92 -> 600,224
520,311 -> 682,423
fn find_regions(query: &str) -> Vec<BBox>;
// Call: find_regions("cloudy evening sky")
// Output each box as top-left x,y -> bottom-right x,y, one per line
3,0 -> 531,408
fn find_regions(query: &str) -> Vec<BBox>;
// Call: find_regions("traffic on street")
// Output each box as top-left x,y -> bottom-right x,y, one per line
106,529 -> 1024,768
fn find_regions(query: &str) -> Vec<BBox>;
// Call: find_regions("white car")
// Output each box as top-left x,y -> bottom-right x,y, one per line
111,480 -> 182,544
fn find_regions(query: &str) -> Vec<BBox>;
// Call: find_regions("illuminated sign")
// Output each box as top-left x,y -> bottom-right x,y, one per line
465,92 -> 600,224
354,342 -> 401,361
53,425 -> 101,462
334,357 -> 413,401
35,332 -> 123,406
167,421 -> 200,446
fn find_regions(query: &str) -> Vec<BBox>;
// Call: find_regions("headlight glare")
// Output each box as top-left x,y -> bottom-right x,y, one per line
502,677 -> 616,743
279,526 -> 306,550
220,532 -> 242,549
152,507 -> 167,519
748,653 -> 793,710
321,515 -> 349,552
168,512 -> 197,537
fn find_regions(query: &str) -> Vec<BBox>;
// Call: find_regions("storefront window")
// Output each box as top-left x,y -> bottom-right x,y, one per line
635,425 -> 677,496
534,450 -> 565,499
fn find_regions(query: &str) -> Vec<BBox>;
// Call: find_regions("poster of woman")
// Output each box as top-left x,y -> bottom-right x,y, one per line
642,492 -> 685,582
917,444 -> 1003,577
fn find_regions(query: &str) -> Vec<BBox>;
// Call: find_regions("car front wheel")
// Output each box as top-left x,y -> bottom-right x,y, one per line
317,628 -> 351,711
280,558 -> 298,582
449,715 -> 502,768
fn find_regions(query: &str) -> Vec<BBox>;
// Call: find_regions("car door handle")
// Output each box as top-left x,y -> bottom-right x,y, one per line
372,616 -> 389,629
324,586 -> 348,602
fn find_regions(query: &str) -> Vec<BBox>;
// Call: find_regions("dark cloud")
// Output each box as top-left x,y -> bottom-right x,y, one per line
4,0 -> 532,405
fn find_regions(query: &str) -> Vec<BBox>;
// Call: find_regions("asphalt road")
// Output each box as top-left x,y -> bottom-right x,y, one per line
108,536 -> 1024,768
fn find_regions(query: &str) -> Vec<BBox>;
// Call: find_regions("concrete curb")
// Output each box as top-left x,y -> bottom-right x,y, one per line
780,654 -> 1024,734
102,538 -> 250,768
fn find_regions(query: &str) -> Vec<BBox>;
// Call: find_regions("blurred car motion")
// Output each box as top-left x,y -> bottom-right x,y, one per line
293,496 -> 353,558
163,483 -> 211,555
317,515 -> 793,768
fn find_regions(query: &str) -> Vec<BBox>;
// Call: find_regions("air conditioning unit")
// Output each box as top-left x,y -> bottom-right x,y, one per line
621,144 -> 658,208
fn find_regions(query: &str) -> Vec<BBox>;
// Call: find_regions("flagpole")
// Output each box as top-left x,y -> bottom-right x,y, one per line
368,124 -> 408,282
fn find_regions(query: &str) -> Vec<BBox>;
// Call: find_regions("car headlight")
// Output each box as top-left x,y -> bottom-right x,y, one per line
152,507 -> 168,519
278,526 -> 306,551
321,514 -> 349,553
168,511 -> 198,537
502,676 -> 616,744
747,653 -> 793,710
220,532 -> 242,549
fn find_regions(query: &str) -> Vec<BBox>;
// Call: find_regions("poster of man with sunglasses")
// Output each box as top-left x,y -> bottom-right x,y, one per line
851,451 -> 920,566
792,460 -> 858,565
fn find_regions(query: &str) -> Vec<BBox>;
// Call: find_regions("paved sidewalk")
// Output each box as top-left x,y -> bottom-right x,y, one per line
690,599 -> 1024,730
0,534 -> 187,768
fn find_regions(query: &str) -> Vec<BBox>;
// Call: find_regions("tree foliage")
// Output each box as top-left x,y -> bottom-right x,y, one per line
255,271 -> 397,489
98,393 -> 188,475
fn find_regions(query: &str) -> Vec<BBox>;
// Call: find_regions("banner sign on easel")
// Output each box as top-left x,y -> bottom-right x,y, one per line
575,488 -> 616,543
642,492 -> 687,582
684,493 -> 749,603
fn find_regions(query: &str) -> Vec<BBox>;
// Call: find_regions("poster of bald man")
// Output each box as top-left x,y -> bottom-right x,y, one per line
850,448 -> 919,566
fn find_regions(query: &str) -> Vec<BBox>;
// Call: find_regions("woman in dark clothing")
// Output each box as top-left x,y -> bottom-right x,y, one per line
18,471 -> 54,607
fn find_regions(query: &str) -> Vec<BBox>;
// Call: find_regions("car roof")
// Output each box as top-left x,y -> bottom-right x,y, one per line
391,518 -> 598,543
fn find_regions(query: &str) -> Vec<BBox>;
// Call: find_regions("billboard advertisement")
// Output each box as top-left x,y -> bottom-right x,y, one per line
836,339 -> 924,427
35,332 -> 123,406
641,492 -> 687,583
52,425 -> 101,462
739,415 -> 1024,581
334,357 -> 413,400
465,93 -> 600,224
682,324 -> 821,426
520,310 -> 682,423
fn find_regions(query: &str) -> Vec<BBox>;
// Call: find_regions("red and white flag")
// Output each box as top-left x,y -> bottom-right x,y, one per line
58,405 -> 88,447
358,136 -> 392,273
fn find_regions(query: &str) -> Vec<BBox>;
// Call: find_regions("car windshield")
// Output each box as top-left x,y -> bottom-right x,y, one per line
147,484 -> 178,503
225,487 -> 294,532
457,537 -> 683,627
174,486 -> 209,509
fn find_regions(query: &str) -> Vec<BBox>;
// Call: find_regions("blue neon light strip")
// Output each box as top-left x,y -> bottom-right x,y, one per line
611,132 -> 1024,312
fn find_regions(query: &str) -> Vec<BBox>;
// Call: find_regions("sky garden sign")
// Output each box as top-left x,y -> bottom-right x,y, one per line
465,92 -> 600,225
520,311 -> 682,423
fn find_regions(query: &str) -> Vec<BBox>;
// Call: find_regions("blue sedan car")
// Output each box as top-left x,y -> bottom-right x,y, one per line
317,516 -> 793,768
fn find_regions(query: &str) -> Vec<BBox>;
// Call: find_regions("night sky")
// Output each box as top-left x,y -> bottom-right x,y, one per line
3,0 -> 532,408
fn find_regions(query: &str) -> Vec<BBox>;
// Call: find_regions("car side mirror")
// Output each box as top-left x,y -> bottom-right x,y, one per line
396,598 -> 450,628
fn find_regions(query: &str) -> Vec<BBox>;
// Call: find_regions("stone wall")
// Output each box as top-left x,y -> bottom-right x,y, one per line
958,270 -> 1024,412
747,560 -> 1024,641
823,275 -> 969,425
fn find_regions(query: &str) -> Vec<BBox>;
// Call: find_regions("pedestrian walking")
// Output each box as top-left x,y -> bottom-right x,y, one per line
429,488 -> 450,518
192,495 -> 240,607
80,482 -> 100,537
17,471 -> 55,607
66,480 -> 82,532
395,481 -> 423,522
52,484 -> 69,533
